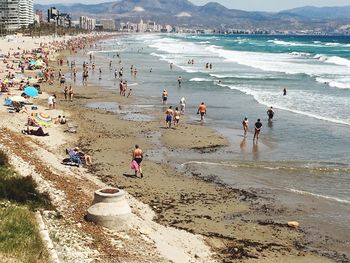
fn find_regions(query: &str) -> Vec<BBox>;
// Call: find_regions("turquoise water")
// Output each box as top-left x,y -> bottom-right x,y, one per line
70,34 -> 350,204
68,34 -> 350,257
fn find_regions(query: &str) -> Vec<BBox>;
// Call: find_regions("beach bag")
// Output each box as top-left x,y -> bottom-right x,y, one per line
130,160 -> 139,172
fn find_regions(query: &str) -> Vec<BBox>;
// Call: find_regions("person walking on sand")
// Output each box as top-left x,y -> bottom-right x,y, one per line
132,145 -> 143,178
165,106 -> 174,129
267,106 -> 274,121
180,97 -> 186,114
162,89 -> 168,105
68,85 -> 74,102
253,119 -> 262,142
197,102 -> 207,121
174,107 -> 181,127
242,117 -> 249,137
64,86 -> 68,100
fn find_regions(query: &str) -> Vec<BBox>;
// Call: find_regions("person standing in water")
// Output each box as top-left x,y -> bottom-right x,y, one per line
253,119 -> 262,142
197,102 -> 207,121
267,106 -> 274,121
242,117 -> 249,137
132,145 -> 143,178
178,76 -> 182,87
283,88 -> 287,96
180,97 -> 186,114
162,89 -> 168,105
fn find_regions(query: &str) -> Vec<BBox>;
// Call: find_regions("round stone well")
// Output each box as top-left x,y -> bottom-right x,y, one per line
86,188 -> 132,230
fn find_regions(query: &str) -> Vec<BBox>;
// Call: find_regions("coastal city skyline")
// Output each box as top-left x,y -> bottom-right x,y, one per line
0,0 -> 349,261
34,0 -> 350,12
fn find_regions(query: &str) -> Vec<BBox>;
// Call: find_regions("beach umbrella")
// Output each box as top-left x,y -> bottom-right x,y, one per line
32,113 -> 53,127
24,86 -> 38,97
9,96 -> 26,102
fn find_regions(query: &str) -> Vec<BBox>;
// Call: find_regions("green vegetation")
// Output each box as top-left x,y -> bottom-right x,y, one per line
0,150 -> 51,262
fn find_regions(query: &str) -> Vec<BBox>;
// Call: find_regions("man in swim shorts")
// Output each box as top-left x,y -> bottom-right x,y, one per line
165,106 -> 173,128
253,119 -> 262,142
162,89 -> 168,105
197,102 -> 207,121
132,145 -> 143,178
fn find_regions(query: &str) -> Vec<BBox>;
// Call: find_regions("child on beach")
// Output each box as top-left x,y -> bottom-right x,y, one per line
127,89 -> 132,98
197,102 -> 207,121
242,117 -> 249,137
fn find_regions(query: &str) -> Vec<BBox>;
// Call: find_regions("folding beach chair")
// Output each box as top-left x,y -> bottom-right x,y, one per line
62,148 -> 82,167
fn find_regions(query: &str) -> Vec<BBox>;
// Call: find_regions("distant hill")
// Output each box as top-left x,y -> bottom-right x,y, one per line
280,5 -> 350,20
34,1 -> 350,32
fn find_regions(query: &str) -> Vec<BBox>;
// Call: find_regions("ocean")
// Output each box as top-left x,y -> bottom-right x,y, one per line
68,34 -> 350,252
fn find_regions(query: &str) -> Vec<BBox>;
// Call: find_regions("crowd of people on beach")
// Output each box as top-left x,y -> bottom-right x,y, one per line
0,34 -> 112,168
0,32 -> 283,179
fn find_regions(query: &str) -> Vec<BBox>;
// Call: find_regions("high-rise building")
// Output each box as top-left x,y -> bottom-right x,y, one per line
80,16 -> 96,30
0,0 -> 34,31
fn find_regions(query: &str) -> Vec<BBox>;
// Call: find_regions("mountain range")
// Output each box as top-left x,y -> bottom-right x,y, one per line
34,0 -> 350,32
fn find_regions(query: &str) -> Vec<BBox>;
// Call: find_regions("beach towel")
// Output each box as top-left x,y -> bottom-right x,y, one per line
130,160 -> 139,172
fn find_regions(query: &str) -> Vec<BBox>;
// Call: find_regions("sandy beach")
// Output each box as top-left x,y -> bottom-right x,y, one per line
0,33 -> 346,262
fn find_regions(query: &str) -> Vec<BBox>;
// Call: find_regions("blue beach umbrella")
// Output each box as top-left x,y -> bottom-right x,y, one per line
24,86 -> 39,97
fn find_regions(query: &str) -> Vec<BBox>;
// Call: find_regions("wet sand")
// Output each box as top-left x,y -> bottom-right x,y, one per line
36,48 -> 345,263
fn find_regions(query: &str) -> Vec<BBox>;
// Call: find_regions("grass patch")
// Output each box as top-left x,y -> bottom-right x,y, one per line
0,150 -> 51,262
0,204 -> 49,262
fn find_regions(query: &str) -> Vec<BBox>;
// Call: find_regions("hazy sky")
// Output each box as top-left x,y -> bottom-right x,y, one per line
35,0 -> 350,12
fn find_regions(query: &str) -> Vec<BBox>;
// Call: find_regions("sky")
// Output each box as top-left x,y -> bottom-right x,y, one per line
35,0 -> 350,12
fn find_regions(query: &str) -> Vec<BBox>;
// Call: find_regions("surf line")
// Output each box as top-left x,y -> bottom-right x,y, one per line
180,161 -> 238,168
287,188 -> 350,204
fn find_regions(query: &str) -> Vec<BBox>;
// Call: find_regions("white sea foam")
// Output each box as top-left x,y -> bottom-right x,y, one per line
189,78 -> 212,82
210,73 -> 288,80
146,35 -> 350,123
92,49 -> 126,54
268,39 -> 322,47
290,51 -> 311,57
217,83 -> 350,126
287,188 -> 350,204
316,77 -> 350,89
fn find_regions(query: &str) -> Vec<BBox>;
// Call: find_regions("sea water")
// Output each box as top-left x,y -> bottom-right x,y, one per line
69,34 -> 350,252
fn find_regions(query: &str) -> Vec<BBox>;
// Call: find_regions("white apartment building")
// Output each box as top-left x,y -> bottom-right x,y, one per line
80,16 -> 96,31
0,0 -> 33,31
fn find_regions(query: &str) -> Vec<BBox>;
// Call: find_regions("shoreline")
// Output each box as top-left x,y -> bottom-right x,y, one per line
0,32 -> 346,262
53,37 -> 343,262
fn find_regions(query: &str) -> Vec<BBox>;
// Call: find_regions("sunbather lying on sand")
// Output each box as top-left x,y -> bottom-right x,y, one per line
22,125 -> 49,136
